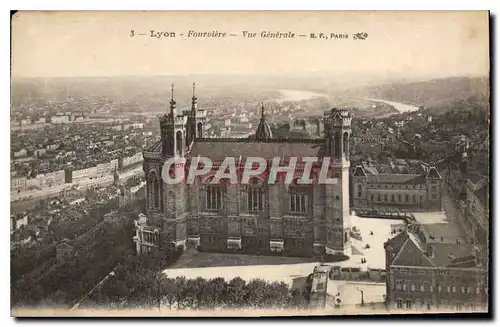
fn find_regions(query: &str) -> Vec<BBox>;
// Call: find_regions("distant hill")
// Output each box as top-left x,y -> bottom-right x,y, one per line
345,76 -> 490,113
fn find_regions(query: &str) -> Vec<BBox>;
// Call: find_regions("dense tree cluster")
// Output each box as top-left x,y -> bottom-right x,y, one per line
83,254 -> 309,311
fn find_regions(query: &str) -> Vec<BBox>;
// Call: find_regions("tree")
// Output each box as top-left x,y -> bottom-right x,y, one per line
244,279 -> 267,307
192,277 -> 209,308
43,290 -> 68,308
264,281 -> 292,308
227,277 -> 247,308
205,277 -> 227,308
182,278 -> 200,308
174,276 -> 187,309
160,277 -> 179,309
107,279 -> 129,304
29,284 -> 45,304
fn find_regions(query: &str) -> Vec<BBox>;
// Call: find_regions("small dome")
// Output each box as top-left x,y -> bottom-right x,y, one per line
255,103 -> 273,141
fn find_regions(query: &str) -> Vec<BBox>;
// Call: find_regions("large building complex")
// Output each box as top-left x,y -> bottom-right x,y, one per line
352,160 -> 443,211
384,223 -> 488,311
135,84 -> 353,257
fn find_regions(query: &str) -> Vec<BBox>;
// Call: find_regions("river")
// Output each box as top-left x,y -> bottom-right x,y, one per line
277,89 -> 420,116
363,98 -> 419,114
278,89 -> 329,102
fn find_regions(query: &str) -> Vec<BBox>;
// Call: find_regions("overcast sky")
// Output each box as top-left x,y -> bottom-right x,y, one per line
11,11 -> 489,78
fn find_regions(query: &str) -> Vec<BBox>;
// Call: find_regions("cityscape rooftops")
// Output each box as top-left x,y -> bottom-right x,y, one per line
386,223 -> 481,270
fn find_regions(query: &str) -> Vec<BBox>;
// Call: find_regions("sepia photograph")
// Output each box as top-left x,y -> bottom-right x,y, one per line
9,10 -> 491,317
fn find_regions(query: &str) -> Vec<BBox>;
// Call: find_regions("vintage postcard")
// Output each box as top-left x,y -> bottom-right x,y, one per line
10,11 -> 490,317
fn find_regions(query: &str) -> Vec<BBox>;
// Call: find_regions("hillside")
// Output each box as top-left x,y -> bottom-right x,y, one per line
346,76 -> 490,113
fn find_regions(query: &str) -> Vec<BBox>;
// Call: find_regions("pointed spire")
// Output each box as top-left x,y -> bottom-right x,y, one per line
255,103 -> 273,141
191,82 -> 197,113
169,83 -> 176,116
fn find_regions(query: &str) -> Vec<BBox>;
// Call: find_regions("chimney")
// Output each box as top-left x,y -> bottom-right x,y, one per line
427,244 -> 434,258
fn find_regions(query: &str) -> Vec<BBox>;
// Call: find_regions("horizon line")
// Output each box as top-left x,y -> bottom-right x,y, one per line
11,72 -> 488,81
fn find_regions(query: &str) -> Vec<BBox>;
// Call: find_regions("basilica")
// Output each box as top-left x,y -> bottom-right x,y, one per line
134,84 -> 353,258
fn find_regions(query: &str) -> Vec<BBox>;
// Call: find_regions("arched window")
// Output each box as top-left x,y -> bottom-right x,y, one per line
176,130 -> 183,155
206,185 -> 221,211
334,132 -> 341,159
148,171 -> 159,209
289,180 -> 309,215
204,176 -> 224,211
197,122 -> 203,138
343,132 -> 349,158
185,124 -> 192,147
247,178 -> 264,213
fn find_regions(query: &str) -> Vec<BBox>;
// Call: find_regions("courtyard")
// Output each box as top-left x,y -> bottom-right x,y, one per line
163,214 -> 406,288
326,280 -> 386,307
168,247 -> 316,269
164,247 -> 318,288
348,214 -> 406,270
412,211 -> 467,244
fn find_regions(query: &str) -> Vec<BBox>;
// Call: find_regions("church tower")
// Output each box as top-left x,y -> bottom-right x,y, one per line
145,84 -> 189,252
159,84 -> 187,157
322,108 -> 352,255
186,83 -> 207,146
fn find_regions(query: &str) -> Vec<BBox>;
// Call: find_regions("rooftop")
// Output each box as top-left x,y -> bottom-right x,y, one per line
412,211 -> 467,244
188,139 -> 324,161
365,174 -> 426,185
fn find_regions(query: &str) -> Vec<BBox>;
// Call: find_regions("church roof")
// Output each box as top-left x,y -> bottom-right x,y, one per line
365,174 -> 426,185
255,120 -> 273,140
146,139 -> 162,152
189,139 -> 324,161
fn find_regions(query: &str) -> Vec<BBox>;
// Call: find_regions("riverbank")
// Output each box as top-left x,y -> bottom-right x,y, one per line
363,98 -> 419,114
278,89 -> 330,102
276,89 -> 420,117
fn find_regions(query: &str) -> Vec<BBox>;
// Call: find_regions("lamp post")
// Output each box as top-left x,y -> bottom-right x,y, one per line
357,287 -> 365,306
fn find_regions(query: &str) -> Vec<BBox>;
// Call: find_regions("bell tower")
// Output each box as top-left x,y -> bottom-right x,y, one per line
186,83 -> 207,145
322,108 -> 352,256
158,84 -> 189,251
159,84 -> 187,157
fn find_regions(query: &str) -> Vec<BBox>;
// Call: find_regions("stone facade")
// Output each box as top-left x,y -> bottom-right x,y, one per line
352,164 -> 443,211
384,226 -> 488,311
138,85 -> 353,257
387,265 -> 488,311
